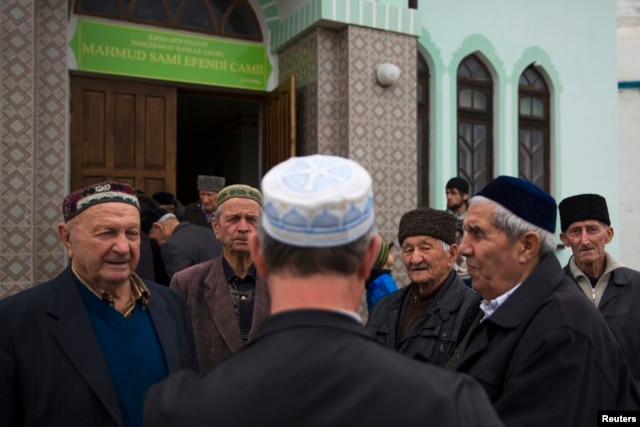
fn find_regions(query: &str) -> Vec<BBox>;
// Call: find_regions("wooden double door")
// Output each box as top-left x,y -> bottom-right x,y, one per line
70,75 -> 295,196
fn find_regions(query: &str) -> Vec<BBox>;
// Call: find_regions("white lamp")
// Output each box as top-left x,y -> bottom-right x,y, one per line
376,63 -> 401,87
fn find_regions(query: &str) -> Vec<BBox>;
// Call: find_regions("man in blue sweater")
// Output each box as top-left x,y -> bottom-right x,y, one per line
0,181 -> 199,427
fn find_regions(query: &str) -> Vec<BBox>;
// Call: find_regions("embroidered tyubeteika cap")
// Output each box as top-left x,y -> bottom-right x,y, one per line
63,181 -> 140,222
260,154 -> 375,247
216,184 -> 262,208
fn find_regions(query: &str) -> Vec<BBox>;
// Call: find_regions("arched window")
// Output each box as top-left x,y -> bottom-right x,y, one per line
518,65 -> 550,192
417,54 -> 430,207
457,54 -> 493,195
74,0 -> 262,41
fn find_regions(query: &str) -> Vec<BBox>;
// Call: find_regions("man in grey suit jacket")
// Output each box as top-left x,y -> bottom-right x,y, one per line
170,184 -> 270,373
0,181 -> 198,427
144,155 -> 503,427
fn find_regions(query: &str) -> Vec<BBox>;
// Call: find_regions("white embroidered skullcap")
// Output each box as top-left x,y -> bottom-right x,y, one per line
261,155 -> 375,247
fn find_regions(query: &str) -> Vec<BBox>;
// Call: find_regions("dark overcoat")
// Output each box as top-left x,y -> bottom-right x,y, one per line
181,202 -> 210,228
456,255 -> 639,427
0,267 -> 199,427
161,221 -> 222,279
366,270 -> 481,366
144,310 -> 504,427
564,262 -> 640,382
169,255 -> 270,373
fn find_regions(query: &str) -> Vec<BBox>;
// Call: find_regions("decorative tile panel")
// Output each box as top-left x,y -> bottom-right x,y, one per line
278,24 -> 418,302
1,0 -> 68,298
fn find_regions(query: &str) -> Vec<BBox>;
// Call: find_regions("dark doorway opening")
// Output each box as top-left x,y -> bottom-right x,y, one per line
176,92 -> 261,206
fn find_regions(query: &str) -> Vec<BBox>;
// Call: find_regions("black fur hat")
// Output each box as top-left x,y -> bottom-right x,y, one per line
559,194 -> 610,232
398,207 -> 456,245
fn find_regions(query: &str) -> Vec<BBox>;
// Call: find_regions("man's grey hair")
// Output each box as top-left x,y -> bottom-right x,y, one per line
470,196 -> 556,256
257,225 -> 378,277
156,213 -> 177,224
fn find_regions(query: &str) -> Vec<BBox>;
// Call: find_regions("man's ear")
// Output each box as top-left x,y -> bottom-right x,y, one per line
448,243 -> 459,266
559,232 -> 569,247
58,223 -> 73,257
211,218 -> 220,238
605,226 -> 614,244
249,232 -> 269,277
518,231 -> 541,263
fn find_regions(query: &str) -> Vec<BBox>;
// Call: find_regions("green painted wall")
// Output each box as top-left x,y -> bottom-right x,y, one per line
415,0 -> 618,261
267,0 -> 618,261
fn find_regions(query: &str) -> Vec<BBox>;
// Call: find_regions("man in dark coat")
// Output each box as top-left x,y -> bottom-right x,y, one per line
148,212 -> 223,279
0,181 -> 198,427
559,193 -> 640,382
451,176 -> 639,427
367,207 -> 480,367
182,175 -> 225,228
144,155 -> 503,427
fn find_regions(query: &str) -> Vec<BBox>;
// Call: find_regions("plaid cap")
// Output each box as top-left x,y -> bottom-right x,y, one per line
63,181 -> 140,222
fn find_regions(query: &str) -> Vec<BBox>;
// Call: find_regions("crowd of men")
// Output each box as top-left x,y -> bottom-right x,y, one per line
0,156 -> 638,427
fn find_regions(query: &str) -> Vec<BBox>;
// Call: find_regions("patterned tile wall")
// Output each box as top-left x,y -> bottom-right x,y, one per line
278,30 -> 320,156
1,0 -> 68,299
345,26 -> 417,260
278,25 -> 418,301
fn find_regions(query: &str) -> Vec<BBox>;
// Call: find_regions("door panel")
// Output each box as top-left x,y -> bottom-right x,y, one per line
70,76 -> 177,196
262,76 -> 296,175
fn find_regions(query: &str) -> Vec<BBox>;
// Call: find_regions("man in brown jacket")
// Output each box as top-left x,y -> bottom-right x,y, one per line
170,184 -> 270,373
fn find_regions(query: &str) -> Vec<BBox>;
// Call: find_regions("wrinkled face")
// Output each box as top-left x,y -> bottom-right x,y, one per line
199,191 -> 219,214
401,235 -> 455,288
446,188 -> 468,212
560,220 -> 612,267
59,203 -> 141,290
212,198 -> 261,257
459,203 -> 522,300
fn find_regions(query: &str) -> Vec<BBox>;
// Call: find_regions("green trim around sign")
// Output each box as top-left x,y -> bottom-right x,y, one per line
69,19 -> 273,91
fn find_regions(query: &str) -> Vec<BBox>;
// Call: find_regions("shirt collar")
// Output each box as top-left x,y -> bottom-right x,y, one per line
222,256 -> 257,282
479,283 -> 522,322
72,266 -> 150,318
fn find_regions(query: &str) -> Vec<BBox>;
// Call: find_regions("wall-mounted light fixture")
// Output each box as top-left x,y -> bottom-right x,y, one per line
376,63 -> 401,87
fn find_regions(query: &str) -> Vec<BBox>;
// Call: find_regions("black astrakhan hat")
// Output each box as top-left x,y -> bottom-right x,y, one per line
398,207 -> 457,246
558,194 -> 610,232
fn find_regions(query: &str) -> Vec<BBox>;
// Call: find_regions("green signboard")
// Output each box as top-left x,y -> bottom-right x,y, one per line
69,18 -> 272,91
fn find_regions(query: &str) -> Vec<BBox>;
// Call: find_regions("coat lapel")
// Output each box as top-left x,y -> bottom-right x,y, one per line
204,262 -> 245,353
47,269 -> 124,427
456,255 -> 563,369
147,294 -> 180,373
